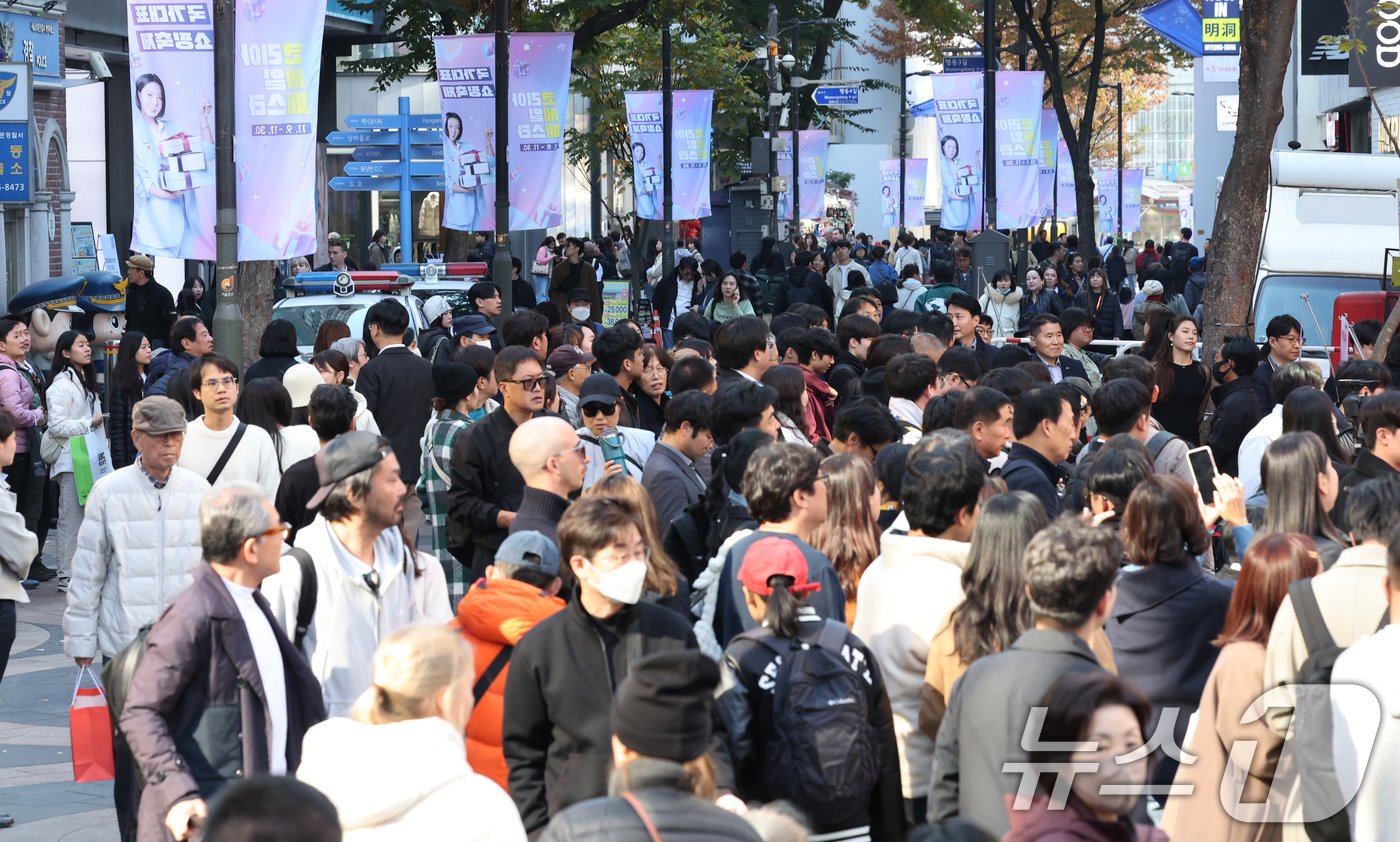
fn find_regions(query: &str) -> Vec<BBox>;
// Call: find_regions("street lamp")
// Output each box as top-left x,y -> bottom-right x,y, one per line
1100,82 -> 1124,244
900,66 -> 935,233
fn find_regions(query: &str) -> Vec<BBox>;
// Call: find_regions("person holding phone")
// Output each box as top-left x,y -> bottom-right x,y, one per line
573,373 -> 654,491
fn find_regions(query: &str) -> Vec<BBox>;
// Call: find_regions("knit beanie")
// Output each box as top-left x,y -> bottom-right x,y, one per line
611,651 -> 719,762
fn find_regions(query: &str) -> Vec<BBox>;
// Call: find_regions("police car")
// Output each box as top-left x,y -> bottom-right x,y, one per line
274,271 -> 429,355
381,261 -> 491,317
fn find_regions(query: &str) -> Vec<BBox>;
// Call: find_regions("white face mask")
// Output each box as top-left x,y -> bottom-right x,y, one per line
475,339 -> 492,348
570,306 -> 592,322
587,559 -> 648,605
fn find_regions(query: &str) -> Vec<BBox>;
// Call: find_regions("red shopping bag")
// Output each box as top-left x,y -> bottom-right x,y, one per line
69,666 -> 115,783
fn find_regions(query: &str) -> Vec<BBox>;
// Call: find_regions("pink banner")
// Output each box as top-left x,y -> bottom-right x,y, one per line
798,129 -> 829,220
625,90 -> 713,220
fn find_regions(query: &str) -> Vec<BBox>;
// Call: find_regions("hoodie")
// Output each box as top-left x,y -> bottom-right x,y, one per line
452,577 -> 565,791
774,265 -> 835,320
297,716 -> 527,841
979,285 -> 1023,338
896,275 -> 926,311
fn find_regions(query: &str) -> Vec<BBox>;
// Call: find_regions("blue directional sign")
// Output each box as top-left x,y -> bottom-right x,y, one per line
329,175 -> 446,192
811,85 -> 860,106
344,160 -> 447,177
408,114 -> 443,130
943,54 -> 984,72
350,145 -> 444,163
326,130 -> 398,146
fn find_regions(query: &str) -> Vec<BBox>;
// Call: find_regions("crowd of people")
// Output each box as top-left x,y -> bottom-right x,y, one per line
0,225 -> 1397,842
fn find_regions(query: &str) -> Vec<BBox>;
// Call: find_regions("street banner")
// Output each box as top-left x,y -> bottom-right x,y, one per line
127,1 -> 217,259
994,71 -> 1045,229
1038,109 -> 1059,222
881,158 -> 930,229
434,32 -> 574,232
798,129 -> 829,220
234,0 -> 326,260
1056,140 -> 1077,219
1350,0 -> 1400,87
929,73 -> 984,231
777,138 -> 792,220
1095,169 -> 1116,235
624,90 -> 713,221
1123,168 -> 1144,232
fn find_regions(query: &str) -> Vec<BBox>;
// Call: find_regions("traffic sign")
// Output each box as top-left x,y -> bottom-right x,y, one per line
350,145 -> 444,163
344,114 -> 403,129
326,130 -> 398,146
408,113 -> 443,130
344,160 -> 447,177
812,85 -> 860,106
329,176 -> 396,191
943,54 -> 983,72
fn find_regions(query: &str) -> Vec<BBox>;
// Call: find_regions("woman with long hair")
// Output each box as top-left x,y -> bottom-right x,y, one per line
233,377 -> 304,474
46,330 -> 103,591
584,474 -> 688,616
1150,316 -> 1209,445
809,453 -> 880,622
1283,387 -> 1352,473
761,364 -> 814,447
1258,431 -> 1347,568
314,347 -> 379,435
532,235 -> 556,304
108,330 -> 152,470
979,269 -> 1022,339
312,319 -> 350,356
1136,306 -> 1175,360
1109,474 -> 1233,804
1019,267 -> 1061,330
1161,532 -> 1319,842
1073,267 -> 1124,340
704,272 -> 756,324
297,626 -> 526,839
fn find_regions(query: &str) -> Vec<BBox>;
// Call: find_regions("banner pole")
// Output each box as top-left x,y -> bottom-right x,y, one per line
493,0 -> 513,319
212,0 -> 242,362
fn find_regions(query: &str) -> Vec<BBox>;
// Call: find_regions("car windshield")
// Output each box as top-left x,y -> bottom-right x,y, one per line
1253,274 -> 1383,346
274,301 -> 368,348
410,287 -> 476,316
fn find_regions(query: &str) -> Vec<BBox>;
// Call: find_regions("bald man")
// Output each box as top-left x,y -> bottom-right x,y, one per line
508,416 -> 589,549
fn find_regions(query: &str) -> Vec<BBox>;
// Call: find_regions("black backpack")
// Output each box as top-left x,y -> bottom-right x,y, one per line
739,621 -> 880,827
1287,579 -> 1388,842
663,496 -> 711,587
1168,241 -> 1193,284
784,279 -> 817,310
1067,432 -> 1177,512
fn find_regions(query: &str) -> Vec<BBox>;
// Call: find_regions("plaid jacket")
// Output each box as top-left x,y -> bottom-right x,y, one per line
417,409 -> 475,608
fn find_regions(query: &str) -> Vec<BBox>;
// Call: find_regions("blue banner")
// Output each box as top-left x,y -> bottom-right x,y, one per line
0,11 -> 60,78
0,122 -> 29,203
1141,0 -> 1205,56
994,71 -> 1045,229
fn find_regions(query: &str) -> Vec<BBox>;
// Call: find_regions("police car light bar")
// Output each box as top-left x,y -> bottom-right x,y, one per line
380,262 -> 490,280
283,271 -> 414,297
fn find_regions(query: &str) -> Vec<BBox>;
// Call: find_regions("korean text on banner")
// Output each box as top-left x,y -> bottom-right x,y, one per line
434,32 -> 574,232
127,1 -> 217,259
798,130 -> 829,220
1095,169 -> 1119,235
1056,140 -> 1077,219
994,71 -> 1045,229
1038,109 -> 1059,222
903,158 -> 929,229
777,139 -> 793,220
235,1 -> 327,260
879,159 -> 900,229
625,90 -> 714,221
930,73 -> 984,231
1122,169 -> 1144,233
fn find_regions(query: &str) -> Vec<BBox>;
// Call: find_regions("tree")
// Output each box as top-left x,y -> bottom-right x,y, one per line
1199,0 -> 1297,374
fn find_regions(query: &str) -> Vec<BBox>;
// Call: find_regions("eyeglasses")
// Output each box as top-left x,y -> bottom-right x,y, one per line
253,523 -> 291,542
553,441 -> 586,460
815,473 -> 831,485
594,546 -> 651,566
582,402 -> 617,417
202,376 -> 237,390
503,375 -> 547,391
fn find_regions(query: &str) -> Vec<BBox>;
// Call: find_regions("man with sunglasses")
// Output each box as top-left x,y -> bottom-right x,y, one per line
573,373 -> 655,491
449,346 -> 548,581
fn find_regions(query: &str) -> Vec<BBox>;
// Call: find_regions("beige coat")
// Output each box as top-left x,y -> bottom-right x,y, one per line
1161,641 -> 1286,842
1263,542 -> 1390,841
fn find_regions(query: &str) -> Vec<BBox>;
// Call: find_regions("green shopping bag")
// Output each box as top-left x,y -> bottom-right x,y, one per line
71,429 -> 113,505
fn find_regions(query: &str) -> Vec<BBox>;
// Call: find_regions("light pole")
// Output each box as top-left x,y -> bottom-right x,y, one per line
211,0 -> 240,360
784,17 -> 839,240
766,6 -> 780,240
662,18 -> 674,281
982,0 -> 997,230
900,66 -> 934,233
492,0 -> 513,319
1101,82 -> 1124,243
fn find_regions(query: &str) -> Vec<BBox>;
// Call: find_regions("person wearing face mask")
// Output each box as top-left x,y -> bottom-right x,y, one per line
297,625 -> 526,841
565,288 -> 603,334
1203,335 -> 1263,478
502,497 -> 714,837
1004,672 -> 1165,842
452,313 -> 498,352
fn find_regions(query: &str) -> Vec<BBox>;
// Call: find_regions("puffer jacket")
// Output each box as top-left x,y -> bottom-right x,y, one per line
895,277 -> 925,311
451,577 -> 564,791
46,368 -> 103,475
978,286 -> 1023,338
0,357 -> 44,451
61,463 -> 210,659
0,477 -> 37,602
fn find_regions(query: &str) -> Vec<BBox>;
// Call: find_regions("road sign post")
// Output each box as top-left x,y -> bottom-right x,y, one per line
811,85 -> 861,106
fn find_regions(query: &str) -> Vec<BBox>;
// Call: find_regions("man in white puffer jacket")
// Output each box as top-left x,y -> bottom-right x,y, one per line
63,396 -> 208,664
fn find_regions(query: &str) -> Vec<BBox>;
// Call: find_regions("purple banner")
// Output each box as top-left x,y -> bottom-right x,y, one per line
434,32 -> 574,232
1123,168 -> 1144,232
1037,109 -> 1059,222
879,159 -> 900,229
994,71 -> 1045,229
903,158 -> 928,228
624,90 -> 713,221
777,137 -> 792,220
1095,169 -> 1118,235
1056,140 -> 1076,219
798,129 -> 829,220
234,1 -> 326,260
128,0 -> 217,258
930,73 -> 984,231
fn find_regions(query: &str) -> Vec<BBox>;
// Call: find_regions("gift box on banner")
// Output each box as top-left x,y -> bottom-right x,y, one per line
458,150 -> 493,188
159,169 -> 214,192
69,667 -> 115,783
158,133 -> 194,156
169,150 -> 207,173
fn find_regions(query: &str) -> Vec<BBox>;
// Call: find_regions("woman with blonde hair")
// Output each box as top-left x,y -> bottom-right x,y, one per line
297,626 -> 525,841
809,453 -> 880,622
585,473 -> 690,617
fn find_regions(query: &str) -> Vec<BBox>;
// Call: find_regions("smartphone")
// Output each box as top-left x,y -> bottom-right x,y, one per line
599,428 -> 628,472
1187,445 -> 1218,496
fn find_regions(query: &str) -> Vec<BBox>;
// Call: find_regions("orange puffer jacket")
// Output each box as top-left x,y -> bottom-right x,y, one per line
449,577 -> 565,791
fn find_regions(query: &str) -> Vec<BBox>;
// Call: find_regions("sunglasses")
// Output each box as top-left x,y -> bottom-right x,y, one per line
503,375 -> 547,391
582,402 -> 617,417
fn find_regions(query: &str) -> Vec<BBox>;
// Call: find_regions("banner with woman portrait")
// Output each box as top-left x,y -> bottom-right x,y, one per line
993,71 -> 1045,229
798,129 -> 829,220
434,32 -> 574,232
1037,109 -> 1059,223
1095,169 -> 1143,235
624,90 -> 713,221
929,73 -> 984,232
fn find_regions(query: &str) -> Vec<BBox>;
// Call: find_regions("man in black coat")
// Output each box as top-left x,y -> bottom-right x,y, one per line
945,293 -> 998,373
928,517 -> 1118,836
121,485 -> 326,842
1250,314 -> 1302,410
356,299 -> 434,544
124,255 -> 176,350
827,314 -> 879,403
1333,389 -> 1400,531
448,347 -> 545,580
1000,387 -> 1078,519
1024,313 -> 1090,385
503,498 -> 729,836
1204,335 -> 1263,478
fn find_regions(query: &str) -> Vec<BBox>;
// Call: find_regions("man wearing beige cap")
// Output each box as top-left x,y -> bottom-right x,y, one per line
62,395 -> 209,841
123,255 -> 176,350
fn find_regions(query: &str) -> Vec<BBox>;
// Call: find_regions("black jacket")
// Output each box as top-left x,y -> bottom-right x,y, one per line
631,386 -> 666,437
126,280 -> 177,349
356,347 -> 434,486
1204,377 -> 1262,477
144,350 -> 195,398
773,266 -> 834,321
1001,442 -> 1068,518
503,596 -> 725,834
275,454 -> 322,542
1072,288 -> 1124,340
1105,559 -> 1232,801
511,486 -> 571,549
828,352 -> 865,406
418,326 -> 453,364
1250,354 -> 1279,410
717,613 -> 904,840
243,355 -> 298,384
928,630 -> 1107,835
108,383 -> 143,470
448,407 -> 528,568
541,759 -> 762,842
1333,449 -> 1400,532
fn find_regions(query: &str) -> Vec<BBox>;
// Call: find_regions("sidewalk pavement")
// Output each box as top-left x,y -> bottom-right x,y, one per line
1,570 -> 118,841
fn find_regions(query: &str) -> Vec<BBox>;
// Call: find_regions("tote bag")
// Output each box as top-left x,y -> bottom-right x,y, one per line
71,429 -> 113,505
69,666 -> 116,783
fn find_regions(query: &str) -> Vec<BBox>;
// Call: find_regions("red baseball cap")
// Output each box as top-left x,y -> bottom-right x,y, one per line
738,536 -> 822,596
